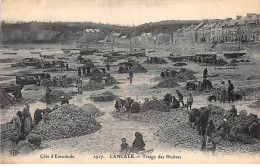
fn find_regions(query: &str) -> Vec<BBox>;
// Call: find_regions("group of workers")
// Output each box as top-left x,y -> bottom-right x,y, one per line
203,68 -> 236,103
77,63 -> 110,77
164,90 -> 194,111
160,69 -> 178,78
51,75 -> 67,88
119,65 -> 130,74
188,103 -> 260,153
218,80 -> 235,103
188,56 -> 228,66
12,103 -> 32,138
40,74 -> 67,88
115,97 -> 140,113
12,99 -> 68,139
58,61 -> 69,71
77,66 -> 91,77
146,56 -> 165,64
189,105 -> 233,153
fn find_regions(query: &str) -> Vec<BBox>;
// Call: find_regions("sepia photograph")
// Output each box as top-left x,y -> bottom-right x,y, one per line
0,0 -> 259,164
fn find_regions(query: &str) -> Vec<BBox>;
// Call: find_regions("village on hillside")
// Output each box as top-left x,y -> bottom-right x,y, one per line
86,13 -> 260,45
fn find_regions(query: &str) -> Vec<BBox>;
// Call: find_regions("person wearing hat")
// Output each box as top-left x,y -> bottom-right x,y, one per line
61,96 -> 69,106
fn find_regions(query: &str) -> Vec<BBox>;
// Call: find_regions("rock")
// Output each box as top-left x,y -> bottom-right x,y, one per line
141,99 -> 169,112
129,64 -> 147,73
82,80 -> 104,91
80,103 -> 103,116
151,78 -> 180,89
90,91 -> 117,102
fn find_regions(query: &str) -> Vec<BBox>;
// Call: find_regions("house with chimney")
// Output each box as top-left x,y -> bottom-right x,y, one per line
192,13 -> 260,43
222,13 -> 260,43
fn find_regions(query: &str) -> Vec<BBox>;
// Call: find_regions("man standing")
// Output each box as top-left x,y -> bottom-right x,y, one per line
66,63 -> 69,71
76,77 -> 83,94
78,67 -> 82,77
220,81 -> 226,103
129,71 -> 134,84
46,87 -> 52,104
106,63 -> 110,71
227,80 -> 234,103
186,93 -> 193,111
13,111 -> 22,137
61,75 -> 67,88
176,90 -> 184,107
82,66 -> 86,76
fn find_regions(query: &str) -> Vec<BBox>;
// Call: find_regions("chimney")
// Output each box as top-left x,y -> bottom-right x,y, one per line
247,13 -> 256,18
236,15 -> 242,19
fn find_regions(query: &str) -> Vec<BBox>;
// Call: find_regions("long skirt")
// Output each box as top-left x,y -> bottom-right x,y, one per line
24,117 -> 32,133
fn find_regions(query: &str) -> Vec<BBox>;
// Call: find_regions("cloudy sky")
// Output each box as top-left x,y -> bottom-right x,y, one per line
1,0 -> 260,25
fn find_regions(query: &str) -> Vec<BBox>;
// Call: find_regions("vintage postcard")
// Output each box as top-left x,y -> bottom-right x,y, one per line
0,0 -> 260,164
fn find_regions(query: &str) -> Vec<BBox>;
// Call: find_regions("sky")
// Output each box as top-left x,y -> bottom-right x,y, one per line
1,0 -> 260,25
